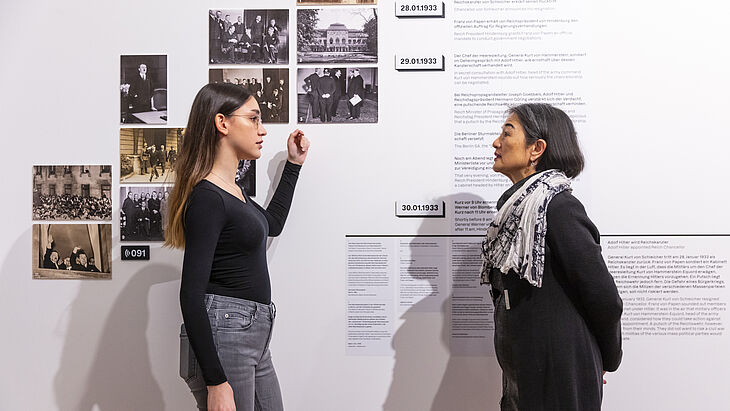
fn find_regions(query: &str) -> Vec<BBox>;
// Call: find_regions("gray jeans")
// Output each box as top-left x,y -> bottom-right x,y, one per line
180,294 -> 283,411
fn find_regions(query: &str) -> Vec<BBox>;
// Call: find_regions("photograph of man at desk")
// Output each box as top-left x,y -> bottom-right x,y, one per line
120,54 -> 167,124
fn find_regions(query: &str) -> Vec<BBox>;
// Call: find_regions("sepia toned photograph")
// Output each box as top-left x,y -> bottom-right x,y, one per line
120,55 -> 167,124
33,223 -> 112,279
120,186 -> 171,242
209,9 -> 289,65
210,68 -> 289,123
297,67 -> 378,123
120,128 -> 182,183
33,165 -> 112,221
297,8 -> 377,63
298,0 -> 377,4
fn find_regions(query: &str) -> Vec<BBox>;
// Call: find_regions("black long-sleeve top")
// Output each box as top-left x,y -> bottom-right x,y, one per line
180,161 -> 301,386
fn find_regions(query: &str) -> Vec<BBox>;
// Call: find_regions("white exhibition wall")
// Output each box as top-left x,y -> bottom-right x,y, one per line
1,0 -> 729,410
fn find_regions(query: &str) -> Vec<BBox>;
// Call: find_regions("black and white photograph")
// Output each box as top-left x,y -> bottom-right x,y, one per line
297,67 -> 378,123
209,9 -> 289,65
209,68 -> 289,123
236,159 -> 256,197
120,55 -> 167,124
32,165 -> 112,221
120,128 -> 182,183
298,0 -> 377,4
32,223 -> 112,279
120,186 -> 171,242
297,8 -> 377,63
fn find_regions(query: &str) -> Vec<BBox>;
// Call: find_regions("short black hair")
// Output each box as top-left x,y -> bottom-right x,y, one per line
508,103 -> 584,178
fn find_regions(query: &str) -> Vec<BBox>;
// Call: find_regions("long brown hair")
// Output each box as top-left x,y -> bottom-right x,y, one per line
164,83 -> 252,249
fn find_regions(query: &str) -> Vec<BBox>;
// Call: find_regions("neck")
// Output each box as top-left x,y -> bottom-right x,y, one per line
506,167 -> 537,184
209,143 -> 240,185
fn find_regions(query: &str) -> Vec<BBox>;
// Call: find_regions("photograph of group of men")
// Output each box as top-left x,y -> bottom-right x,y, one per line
297,67 -> 377,123
209,9 -> 289,64
33,224 -> 112,279
120,128 -> 181,183
209,69 -> 289,123
32,165 -> 112,221
120,55 -> 167,124
120,186 -> 170,242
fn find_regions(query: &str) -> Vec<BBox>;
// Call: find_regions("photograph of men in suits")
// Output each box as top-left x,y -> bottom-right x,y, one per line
304,68 -> 321,119
208,68 -> 289,123
33,224 -> 112,279
209,9 -> 289,65
318,68 -> 336,123
120,55 -> 167,124
347,68 -> 364,119
209,10 -> 224,63
128,64 -> 152,113
297,67 -> 377,123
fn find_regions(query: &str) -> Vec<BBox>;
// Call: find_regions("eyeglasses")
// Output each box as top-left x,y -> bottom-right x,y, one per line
228,114 -> 263,128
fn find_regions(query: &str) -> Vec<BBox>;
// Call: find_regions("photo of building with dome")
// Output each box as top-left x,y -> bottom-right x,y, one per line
297,8 -> 377,63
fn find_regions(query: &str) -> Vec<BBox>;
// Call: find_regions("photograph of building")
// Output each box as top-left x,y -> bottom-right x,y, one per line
297,8 -> 377,63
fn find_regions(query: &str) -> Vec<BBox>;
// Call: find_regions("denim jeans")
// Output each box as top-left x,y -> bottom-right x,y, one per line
180,294 -> 283,411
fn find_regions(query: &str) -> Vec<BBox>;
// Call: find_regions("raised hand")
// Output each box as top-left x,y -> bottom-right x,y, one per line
286,129 -> 310,165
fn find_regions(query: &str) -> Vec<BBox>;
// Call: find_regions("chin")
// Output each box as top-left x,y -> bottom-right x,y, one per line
238,151 -> 261,161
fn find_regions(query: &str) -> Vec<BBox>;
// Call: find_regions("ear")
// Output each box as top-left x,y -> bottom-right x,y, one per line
530,139 -> 547,162
214,113 -> 229,136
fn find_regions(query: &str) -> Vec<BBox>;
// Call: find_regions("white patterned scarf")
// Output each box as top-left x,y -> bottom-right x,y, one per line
480,169 -> 572,288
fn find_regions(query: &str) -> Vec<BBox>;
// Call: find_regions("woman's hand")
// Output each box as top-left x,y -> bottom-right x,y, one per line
287,129 -> 310,165
208,381 -> 236,411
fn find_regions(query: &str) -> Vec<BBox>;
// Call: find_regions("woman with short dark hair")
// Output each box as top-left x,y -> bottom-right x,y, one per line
482,103 -> 623,410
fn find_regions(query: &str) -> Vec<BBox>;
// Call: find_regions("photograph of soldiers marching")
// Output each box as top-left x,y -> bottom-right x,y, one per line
120,128 -> 181,183
297,67 -> 377,123
32,165 -> 112,221
120,186 -> 170,242
209,68 -> 289,123
209,9 -> 289,65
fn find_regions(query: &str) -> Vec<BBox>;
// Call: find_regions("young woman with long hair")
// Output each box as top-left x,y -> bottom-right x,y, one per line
165,82 -> 310,411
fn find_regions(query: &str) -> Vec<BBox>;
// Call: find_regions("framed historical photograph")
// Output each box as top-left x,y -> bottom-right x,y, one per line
120,128 -> 182,183
32,165 -> 112,221
209,68 -> 289,123
209,9 -> 289,65
120,55 -> 167,124
297,67 -> 378,123
120,186 -> 171,242
32,223 -> 112,279
297,8 -> 377,64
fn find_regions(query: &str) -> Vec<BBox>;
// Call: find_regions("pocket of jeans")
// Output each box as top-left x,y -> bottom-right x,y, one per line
216,308 -> 255,332
179,324 -> 197,383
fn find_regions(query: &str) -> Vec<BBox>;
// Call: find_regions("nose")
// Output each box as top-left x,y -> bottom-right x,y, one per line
259,124 -> 267,136
492,136 -> 500,148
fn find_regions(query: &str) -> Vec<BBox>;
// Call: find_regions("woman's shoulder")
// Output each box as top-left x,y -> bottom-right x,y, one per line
547,190 -> 599,237
188,181 -> 226,209
548,190 -> 585,212
546,190 -> 590,226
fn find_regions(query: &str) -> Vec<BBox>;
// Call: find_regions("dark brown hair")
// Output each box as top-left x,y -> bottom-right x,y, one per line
164,83 -> 252,248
